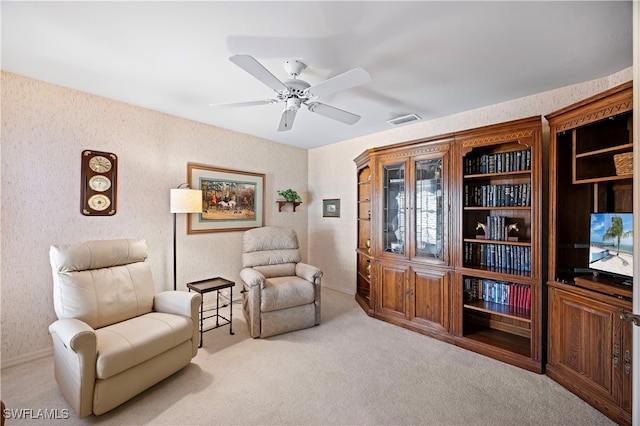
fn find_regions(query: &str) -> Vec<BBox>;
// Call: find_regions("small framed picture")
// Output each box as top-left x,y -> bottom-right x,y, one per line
323,198 -> 340,218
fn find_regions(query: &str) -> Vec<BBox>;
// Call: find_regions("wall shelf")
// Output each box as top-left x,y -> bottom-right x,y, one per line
277,200 -> 302,212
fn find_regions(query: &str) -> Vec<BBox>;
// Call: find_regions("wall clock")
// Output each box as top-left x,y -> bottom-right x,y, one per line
81,150 -> 117,216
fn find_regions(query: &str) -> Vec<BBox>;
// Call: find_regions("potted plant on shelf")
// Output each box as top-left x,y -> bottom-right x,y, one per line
277,189 -> 302,202
277,189 -> 302,212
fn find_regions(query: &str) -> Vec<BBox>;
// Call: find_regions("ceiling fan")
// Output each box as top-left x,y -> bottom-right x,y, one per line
211,55 -> 371,131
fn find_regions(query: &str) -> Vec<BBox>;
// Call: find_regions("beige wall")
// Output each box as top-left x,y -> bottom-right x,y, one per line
307,67 -> 633,295
0,72 -> 309,364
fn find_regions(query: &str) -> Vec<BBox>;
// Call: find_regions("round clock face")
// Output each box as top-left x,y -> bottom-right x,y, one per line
88,175 -> 111,192
88,194 -> 111,211
89,156 -> 112,173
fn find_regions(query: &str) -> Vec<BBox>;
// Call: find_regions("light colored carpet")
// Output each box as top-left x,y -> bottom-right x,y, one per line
1,287 -> 614,425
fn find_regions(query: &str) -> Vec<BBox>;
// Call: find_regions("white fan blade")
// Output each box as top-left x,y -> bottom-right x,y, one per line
229,55 -> 288,93
278,109 -> 298,132
306,68 -> 371,98
307,102 -> 361,125
209,99 -> 276,109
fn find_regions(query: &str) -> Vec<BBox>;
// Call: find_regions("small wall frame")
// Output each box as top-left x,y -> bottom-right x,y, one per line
322,198 -> 340,218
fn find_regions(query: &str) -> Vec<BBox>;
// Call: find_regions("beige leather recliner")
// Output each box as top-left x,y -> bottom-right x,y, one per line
240,227 -> 322,338
48,239 -> 201,418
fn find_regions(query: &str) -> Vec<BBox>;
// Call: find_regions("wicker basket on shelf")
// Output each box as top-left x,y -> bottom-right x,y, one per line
613,152 -> 633,176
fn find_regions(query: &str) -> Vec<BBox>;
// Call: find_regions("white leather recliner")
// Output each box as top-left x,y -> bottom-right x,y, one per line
48,239 -> 201,418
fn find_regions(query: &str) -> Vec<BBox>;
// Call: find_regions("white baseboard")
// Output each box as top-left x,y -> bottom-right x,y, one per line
322,283 -> 355,296
2,347 -> 53,369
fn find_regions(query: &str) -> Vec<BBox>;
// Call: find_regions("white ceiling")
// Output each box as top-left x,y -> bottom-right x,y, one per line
1,1 -> 633,149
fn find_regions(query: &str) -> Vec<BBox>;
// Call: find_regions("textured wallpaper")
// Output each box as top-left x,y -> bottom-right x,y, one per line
307,68 -> 634,296
0,72 -> 308,364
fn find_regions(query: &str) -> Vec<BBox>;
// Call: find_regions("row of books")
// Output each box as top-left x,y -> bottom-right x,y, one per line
464,148 -> 531,175
464,183 -> 531,207
464,242 -> 532,274
479,215 -> 518,241
463,277 -> 531,310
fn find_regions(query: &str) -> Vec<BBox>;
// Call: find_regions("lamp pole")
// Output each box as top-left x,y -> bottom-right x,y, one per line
170,184 -> 203,291
173,211 -> 178,290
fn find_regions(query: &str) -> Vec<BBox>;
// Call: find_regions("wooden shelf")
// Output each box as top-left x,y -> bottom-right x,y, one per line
462,325 -> 531,358
464,300 -> 531,322
463,238 -> 531,246
458,266 -> 534,285
573,275 -> 633,299
464,170 -> 531,179
277,200 -> 301,212
464,206 -> 531,211
575,143 -> 633,158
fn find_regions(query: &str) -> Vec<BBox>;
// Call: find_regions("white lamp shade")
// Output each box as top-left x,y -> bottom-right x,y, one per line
170,188 -> 203,213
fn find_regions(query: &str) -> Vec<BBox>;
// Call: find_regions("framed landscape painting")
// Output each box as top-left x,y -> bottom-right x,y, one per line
187,163 -> 265,233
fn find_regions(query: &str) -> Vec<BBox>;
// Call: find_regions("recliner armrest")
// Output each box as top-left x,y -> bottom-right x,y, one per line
296,263 -> 323,283
154,291 -> 201,318
240,268 -> 265,288
49,318 -> 96,352
154,291 -> 201,357
48,318 -> 97,418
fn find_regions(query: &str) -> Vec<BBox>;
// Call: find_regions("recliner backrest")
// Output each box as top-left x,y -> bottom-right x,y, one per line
242,227 -> 301,268
49,239 -> 155,329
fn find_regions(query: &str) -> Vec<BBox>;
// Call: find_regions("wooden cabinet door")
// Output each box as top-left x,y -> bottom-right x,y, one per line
376,261 -> 410,320
410,266 -> 449,333
548,287 -> 622,409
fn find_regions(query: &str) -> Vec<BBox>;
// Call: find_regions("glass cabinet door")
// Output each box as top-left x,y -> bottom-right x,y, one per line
414,157 -> 443,260
382,162 -> 406,255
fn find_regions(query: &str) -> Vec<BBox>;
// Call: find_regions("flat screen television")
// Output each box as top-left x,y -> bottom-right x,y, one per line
589,212 -> 634,284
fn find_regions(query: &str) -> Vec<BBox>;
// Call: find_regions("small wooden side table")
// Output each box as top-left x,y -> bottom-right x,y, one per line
186,277 -> 235,347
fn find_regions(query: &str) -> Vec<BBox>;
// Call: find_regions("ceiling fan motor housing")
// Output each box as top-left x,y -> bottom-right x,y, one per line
284,59 -> 306,77
282,79 -> 311,96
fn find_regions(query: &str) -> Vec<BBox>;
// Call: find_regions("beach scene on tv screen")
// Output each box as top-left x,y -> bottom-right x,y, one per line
589,213 -> 634,278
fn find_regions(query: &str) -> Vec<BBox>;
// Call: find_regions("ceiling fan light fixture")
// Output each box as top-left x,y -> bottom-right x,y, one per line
285,97 -> 301,111
387,113 -> 422,126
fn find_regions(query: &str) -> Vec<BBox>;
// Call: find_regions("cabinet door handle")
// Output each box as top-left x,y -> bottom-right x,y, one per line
613,344 -> 620,367
620,310 -> 640,326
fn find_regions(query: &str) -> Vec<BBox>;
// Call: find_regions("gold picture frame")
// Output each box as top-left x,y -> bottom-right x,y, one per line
187,163 -> 265,233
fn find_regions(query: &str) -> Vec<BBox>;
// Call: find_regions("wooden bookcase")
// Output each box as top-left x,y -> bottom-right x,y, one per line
354,150 -> 373,315
545,81 -> 633,426
353,116 -> 543,372
453,116 -> 543,373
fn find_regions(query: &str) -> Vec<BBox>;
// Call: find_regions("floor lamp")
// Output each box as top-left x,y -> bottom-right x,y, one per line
170,184 -> 203,290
